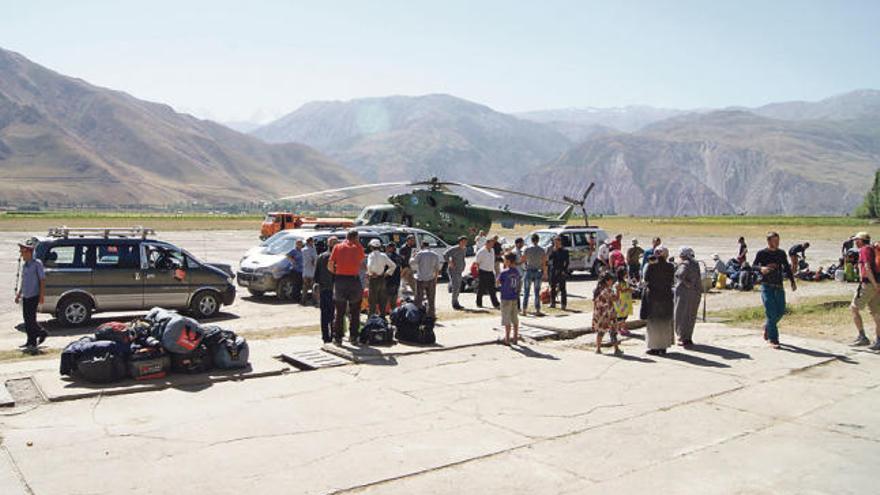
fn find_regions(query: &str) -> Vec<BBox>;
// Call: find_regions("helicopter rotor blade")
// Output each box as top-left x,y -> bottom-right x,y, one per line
279,182 -> 411,201
464,184 -> 572,206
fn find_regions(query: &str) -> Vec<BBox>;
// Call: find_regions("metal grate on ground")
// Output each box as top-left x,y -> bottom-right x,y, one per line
279,349 -> 351,371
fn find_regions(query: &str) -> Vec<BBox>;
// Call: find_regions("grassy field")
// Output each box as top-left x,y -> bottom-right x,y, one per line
709,295 -> 855,344
2,210 -> 875,242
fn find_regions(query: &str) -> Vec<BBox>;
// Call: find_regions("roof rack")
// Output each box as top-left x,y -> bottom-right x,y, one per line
562,225 -> 597,229
47,226 -> 156,239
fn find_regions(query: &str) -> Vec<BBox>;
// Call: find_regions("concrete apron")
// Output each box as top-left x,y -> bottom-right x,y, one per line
12,314 -> 572,404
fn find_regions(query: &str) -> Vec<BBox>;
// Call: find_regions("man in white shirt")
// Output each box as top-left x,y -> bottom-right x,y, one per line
366,239 -> 396,316
474,238 -> 499,308
411,241 -> 444,317
597,239 -> 611,274
301,237 -> 318,306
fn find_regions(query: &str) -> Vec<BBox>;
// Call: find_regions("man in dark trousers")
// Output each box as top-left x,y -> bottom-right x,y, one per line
314,236 -> 338,343
475,238 -> 499,308
753,232 -> 797,349
285,239 -> 304,302
328,230 -> 366,345
385,243 -> 403,310
15,239 -> 47,353
548,236 -> 570,310
399,235 -> 417,293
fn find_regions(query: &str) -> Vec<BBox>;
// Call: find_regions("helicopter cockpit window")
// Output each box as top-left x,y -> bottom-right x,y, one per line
357,209 -> 372,223
369,210 -> 384,223
427,196 -> 437,207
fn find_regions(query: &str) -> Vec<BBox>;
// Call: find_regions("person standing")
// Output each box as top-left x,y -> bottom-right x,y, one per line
738,236 -> 748,260
626,239 -> 644,281
547,236 -> 569,310
475,238 -> 500,309
366,240 -> 396,316
15,239 -> 47,352
610,233 -> 623,252
597,239 -> 611,274
513,237 -> 525,309
301,237 -> 318,306
411,241 -> 444,318
491,235 -> 503,276
328,230 -> 366,345
593,272 -> 621,355
385,243 -> 403,310
673,247 -> 702,347
314,236 -> 338,343
444,236 -> 468,310
474,230 -> 487,252
497,253 -> 521,346
399,235 -> 417,293
753,232 -> 797,349
521,234 -> 547,316
788,241 -> 810,272
850,232 -> 880,349
285,239 -> 304,302
641,237 -> 662,278
643,247 -> 674,355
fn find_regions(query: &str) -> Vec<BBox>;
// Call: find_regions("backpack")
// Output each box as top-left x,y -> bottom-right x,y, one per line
157,315 -> 204,354
61,337 -> 129,378
871,243 -> 880,277
69,340 -> 129,383
170,344 -> 214,374
95,321 -> 135,344
212,334 -> 250,369
359,315 -> 393,346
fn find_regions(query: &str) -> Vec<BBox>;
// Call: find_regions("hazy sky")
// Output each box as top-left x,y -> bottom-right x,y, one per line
3,0 -> 878,123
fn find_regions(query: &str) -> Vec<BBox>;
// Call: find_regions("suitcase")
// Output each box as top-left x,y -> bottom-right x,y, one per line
128,347 -> 171,380
75,352 -> 127,383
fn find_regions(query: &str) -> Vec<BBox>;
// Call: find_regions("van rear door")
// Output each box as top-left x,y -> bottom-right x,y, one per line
41,243 -> 93,311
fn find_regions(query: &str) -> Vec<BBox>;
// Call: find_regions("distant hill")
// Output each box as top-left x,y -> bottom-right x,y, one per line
0,48 -> 356,206
514,110 -> 880,215
515,105 -> 692,139
750,89 -> 880,122
251,94 -> 571,184
221,120 -> 263,133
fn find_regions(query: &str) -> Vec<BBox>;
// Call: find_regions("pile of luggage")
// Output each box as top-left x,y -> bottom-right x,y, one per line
354,298 -> 437,347
60,307 -> 249,384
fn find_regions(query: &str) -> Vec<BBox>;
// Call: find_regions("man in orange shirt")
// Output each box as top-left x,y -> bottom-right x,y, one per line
328,230 -> 366,344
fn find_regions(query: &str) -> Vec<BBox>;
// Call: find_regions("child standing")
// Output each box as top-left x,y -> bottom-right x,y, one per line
593,272 -> 621,355
614,266 -> 633,337
498,253 -> 521,345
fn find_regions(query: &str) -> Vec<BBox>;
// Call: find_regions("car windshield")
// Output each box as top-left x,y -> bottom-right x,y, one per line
260,230 -> 289,247
263,214 -> 276,223
535,232 -> 556,247
265,235 -> 299,255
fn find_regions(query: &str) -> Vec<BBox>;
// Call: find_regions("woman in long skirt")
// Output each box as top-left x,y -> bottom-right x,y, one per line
674,246 -> 702,347
643,246 -> 675,355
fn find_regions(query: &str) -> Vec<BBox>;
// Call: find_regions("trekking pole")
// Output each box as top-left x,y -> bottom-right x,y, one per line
13,254 -> 22,299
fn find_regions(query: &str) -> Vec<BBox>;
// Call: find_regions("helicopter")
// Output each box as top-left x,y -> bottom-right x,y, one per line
280,177 -> 595,245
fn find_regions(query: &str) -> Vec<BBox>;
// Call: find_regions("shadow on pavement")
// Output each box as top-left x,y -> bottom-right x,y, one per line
779,343 -> 857,364
510,345 -> 560,360
689,343 -> 752,361
614,353 -> 655,363
662,352 -> 730,368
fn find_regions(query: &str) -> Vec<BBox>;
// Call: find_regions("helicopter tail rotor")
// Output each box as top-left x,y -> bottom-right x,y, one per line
563,182 -> 595,226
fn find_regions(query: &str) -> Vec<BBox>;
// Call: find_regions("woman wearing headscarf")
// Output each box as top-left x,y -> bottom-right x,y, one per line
674,246 -> 702,347
642,246 -> 675,355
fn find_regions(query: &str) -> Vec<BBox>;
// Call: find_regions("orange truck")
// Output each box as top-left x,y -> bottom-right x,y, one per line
260,212 -> 354,239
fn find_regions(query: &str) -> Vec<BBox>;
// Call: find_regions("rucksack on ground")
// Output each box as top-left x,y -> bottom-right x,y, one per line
68,340 -> 129,383
170,344 -> 214,374
95,321 -> 135,344
359,315 -> 393,346
156,314 -> 204,354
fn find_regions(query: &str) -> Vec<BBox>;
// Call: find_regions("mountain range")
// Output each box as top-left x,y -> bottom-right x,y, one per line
0,48 -> 355,206
1,45 -> 877,215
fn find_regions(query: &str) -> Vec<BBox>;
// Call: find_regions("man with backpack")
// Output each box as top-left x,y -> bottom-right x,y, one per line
850,232 -> 880,349
314,236 -> 337,343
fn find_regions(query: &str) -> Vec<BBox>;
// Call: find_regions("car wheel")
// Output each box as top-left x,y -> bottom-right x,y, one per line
276,277 -> 295,300
191,291 -> 221,319
56,295 -> 92,327
248,289 -> 265,297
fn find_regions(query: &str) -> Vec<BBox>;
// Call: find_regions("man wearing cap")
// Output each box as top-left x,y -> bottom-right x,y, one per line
411,241 -> 444,318
314,236 -> 338,343
850,232 -> 880,349
626,239 -> 644,281
444,236 -> 468,310
300,237 -> 318,306
366,239 -> 396,316
328,230 -> 366,344
753,232 -> 797,349
15,239 -> 47,351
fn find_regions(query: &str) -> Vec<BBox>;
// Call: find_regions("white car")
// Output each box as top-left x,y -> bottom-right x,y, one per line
530,226 -> 610,275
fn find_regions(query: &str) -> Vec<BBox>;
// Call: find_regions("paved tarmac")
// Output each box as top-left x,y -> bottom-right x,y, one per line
1,318 -> 877,494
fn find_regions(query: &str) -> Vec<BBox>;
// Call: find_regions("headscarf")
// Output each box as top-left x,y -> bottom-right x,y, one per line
679,246 -> 695,260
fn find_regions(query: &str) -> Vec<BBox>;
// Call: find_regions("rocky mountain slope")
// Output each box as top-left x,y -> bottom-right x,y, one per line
515,110 -> 880,215
251,94 -> 571,183
0,48 -> 355,206
750,89 -> 880,122
515,105 -> 690,140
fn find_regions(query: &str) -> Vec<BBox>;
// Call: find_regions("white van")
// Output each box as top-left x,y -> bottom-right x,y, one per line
529,226 -> 610,275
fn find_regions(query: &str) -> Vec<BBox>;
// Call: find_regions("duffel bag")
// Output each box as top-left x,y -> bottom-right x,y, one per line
73,341 -> 129,383
160,315 -> 204,354
212,335 -> 250,369
61,338 -> 129,378
128,346 -> 170,380
170,344 -> 214,373
95,321 -> 135,344
60,336 -> 96,376
359,315 -> 393,346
